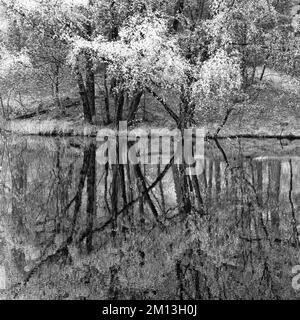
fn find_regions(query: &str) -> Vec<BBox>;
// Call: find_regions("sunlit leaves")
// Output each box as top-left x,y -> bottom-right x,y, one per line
191,49 -> 243,109
70,13 -> 190,94
0,48 -> 31,78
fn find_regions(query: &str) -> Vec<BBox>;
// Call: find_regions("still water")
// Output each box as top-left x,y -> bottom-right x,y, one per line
0,134 -> 300,300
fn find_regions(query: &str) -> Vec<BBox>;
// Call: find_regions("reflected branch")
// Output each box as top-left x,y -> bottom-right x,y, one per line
79,156 -> 175,241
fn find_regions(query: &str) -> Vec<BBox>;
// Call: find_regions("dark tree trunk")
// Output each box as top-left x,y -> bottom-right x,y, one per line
207,160 -> 213,201
192,175 -> 204,214
54,64 -> 63,113
75,65 -> 92,123
119,165 -> 128,215
11,144 -> 28,238
104,67 -> 111,124
173,0 -> 185,31
255,161 -> 263,207
115,91 -> 124,126
127,91 -> 143,123
157,163 -> 166,214
84,2 -> 96,123
111,164 -> 119,238
172,164 -> 191,218
176,260 -> 184,300
268,160 -> 281,241
70,145 -> 92,241
85,52 -> 96,123
86,144 -> 96,254
215,160 -> 221,201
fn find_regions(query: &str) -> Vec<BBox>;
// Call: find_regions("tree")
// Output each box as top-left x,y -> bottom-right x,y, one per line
0,47 -> 33,118
1,0 -> 97,122
0,0 -> 298,126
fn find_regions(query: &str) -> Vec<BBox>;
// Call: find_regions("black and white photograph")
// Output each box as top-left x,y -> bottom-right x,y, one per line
0,0 -> 300,305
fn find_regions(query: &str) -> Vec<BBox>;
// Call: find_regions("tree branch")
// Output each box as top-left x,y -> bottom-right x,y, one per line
146,87 -> 179,124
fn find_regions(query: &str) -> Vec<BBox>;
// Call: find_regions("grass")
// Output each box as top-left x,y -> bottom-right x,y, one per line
5,119 -> 98,137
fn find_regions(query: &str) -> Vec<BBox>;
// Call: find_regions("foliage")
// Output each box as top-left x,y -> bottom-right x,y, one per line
70,13 -> 190,94
1,0 -> 298,124
191,49 -> 243,108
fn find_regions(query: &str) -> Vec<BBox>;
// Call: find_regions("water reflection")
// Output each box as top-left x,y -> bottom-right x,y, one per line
0,135 -> 300,300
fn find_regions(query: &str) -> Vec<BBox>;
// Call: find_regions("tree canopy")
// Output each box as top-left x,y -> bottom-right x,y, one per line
0,0 -> 298,125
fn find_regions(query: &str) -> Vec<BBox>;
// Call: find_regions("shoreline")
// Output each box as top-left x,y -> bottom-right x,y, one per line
1,118 -> 300,140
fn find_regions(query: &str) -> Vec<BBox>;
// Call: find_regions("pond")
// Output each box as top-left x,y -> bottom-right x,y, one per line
0,134 -> 300,300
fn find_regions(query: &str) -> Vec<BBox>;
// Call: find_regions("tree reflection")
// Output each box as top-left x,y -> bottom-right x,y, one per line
0,136 -> 300,299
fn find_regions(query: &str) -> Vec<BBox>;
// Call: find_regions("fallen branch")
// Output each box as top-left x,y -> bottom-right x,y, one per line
13,98 -> 81,120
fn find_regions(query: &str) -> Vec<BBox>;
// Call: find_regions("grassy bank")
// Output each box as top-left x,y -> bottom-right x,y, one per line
2,69 -> 300,138
4,117 -> 300,140
4,118 -> 99,137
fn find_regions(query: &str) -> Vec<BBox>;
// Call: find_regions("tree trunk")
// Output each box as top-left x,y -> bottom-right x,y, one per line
115,91 -> 124,127
75,64 -> 92,123
127,91 -> 143,123
172,164 -> 191,218
207,160 -> 213,201
86,143 -> 96,254
215,160 -> 221,202
84,2 -> 96,123
85,52 -> 96,123
255,161 -> 263,207
268,160 -> 281,241
173,0 -> 185,31
111,165 -> 119,238
54,65 -> 63,113
104,66 -> 111,124
0,94 -> 6,120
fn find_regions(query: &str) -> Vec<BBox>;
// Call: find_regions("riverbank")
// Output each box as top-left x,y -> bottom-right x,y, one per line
3,118 -> 99,137
3,118 -> 300,140
1,71 -> 300,139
